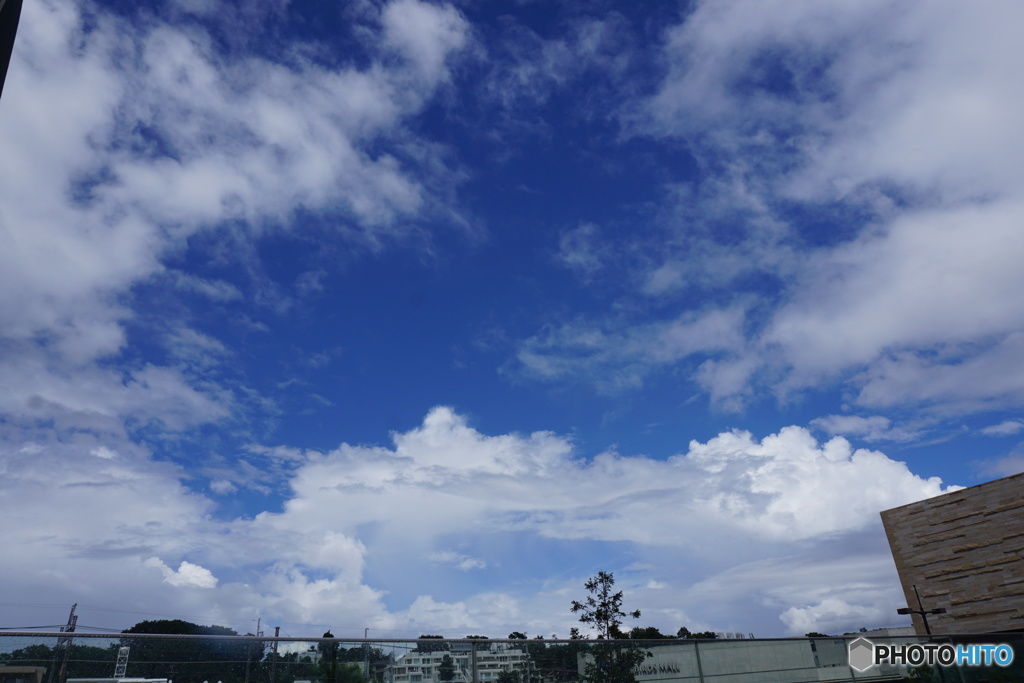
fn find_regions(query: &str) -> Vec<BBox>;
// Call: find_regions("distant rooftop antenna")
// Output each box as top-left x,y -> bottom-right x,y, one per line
115,647 -> 130,678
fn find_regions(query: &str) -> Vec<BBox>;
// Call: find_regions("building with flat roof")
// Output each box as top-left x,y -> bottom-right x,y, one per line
576,640 -> 912,683
387,643 -> 530,683
881,471 -> 1024,635
0,667 -> 47,683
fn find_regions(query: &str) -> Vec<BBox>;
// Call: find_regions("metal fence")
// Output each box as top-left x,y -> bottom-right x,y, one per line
1,632 -> 1021,683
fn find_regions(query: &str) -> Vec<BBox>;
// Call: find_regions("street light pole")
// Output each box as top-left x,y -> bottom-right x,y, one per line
897,585 -> 949,681
897,584 -> 947,637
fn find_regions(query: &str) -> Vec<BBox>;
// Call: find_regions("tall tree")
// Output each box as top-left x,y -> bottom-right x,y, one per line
676,627 -> 717,640
570,572 -> 649,683
120,619 -> 250,683
570,571 -> 641,639
319,631 -> 339,683
628,627 -> 671,640
437,654 -> 456,683
413,636 -> 448,654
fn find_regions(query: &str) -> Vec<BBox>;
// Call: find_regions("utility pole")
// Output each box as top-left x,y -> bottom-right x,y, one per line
363,629 -> 370,683
245,618 -> 263,683
269,627 -> 280,683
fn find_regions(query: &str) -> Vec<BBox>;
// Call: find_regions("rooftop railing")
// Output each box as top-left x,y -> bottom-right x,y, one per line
1,632 -> 1021,683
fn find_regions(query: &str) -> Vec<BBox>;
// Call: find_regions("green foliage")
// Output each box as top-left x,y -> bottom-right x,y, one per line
902,665 -> 937,681
580,644 -> 650,683
570,571 -> 640,639
414,636 -> 449,653
804,632 -> 830,638
334,662 -> 367,683
495,671 -> 519,683
628,627 -> 671,640
527,641 -> 586,683
675,628 -> 716,639
119,619 -> 255,683
122,620 -> 239,636
571,571 -> 649,683
3,642 -> 119,679
507,632 -> 528,640
437,654 -> 456,682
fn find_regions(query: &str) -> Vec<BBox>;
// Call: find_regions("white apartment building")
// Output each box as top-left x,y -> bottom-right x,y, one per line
388,643 -> 531,683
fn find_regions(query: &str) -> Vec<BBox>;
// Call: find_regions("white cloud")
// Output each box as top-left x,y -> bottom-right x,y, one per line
517,1 -> 1024,419
146,558 -> 220,589
981,420 -> 1024,437
482,13 -> 633,117
260,407 -> 956,550
557,223 -> 608,278
0,0 -> 470,444
428,551 -> 487,571
765,203 -> 1024,405
382,0 -> 469,85
780,598 -> 882,636
515,307 -> 747,395
975,453 -> 1024,479
0,406 -> 957,636
810,415 -> 920,443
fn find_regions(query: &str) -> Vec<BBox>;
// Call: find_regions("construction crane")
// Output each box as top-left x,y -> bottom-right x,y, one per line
48,604 -> 78,683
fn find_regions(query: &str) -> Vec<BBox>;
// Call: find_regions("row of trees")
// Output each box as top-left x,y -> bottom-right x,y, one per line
3,620 -> 378,683
4,572 -> 708,683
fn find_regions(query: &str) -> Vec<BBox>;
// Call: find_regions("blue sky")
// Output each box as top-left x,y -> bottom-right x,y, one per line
2,0 -> 1023,640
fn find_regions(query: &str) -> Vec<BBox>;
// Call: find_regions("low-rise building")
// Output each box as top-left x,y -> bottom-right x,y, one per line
0,666 -> 47,683
388,643 -> 530,683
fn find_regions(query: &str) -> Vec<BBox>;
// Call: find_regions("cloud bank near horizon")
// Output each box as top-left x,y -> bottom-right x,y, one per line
2,406 -> 956,636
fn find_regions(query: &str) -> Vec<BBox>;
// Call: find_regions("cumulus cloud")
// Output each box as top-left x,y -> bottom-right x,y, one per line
0,0 -> 474,631
146,558 -> 220,589
0,0 -> 470,444
0,407 -> 957,636
233,407 -> 957,555
780,598 -> 880,636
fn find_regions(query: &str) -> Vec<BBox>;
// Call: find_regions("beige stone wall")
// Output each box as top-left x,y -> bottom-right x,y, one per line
881,471 -> 1024,636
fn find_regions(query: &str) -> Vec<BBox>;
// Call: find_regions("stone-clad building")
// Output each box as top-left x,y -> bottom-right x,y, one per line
0,0 -> 24,98
881,471 -> 1024,635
